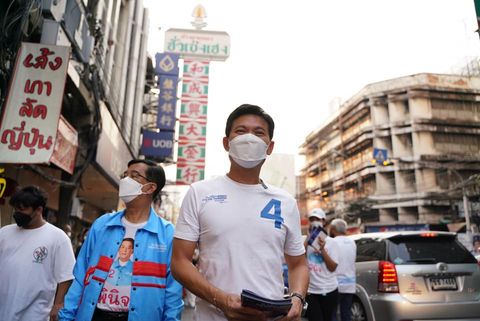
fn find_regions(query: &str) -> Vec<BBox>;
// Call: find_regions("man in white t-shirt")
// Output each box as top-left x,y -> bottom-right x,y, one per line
0,186 -> 75,321
172,104 -> 309,321
330,219 -> 356,321
305,208 -> 339,321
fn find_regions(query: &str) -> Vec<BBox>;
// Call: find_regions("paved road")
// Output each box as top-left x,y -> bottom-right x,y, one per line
181,307 -> 308,321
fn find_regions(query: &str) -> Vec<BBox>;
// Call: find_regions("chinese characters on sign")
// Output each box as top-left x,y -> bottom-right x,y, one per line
0,42 -> 70,164
155,53 -> 180,132
176,163 -> 205,185
177,142 -> 206,164
176,59 -> 210,185
180,101 -> 208,120
157,75 -> 178,131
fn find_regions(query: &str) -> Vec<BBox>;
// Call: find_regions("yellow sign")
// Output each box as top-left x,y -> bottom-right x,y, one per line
0,177 -> 6,198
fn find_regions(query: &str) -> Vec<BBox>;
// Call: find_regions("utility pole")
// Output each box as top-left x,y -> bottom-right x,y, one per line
450,169 -> 472,240
462,188 -> 471,233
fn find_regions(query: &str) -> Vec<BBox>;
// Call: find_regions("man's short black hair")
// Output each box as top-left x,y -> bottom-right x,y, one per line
127,159 -> 166,200
9,186 -> 47,210
225,104 -> 275,139
122,238 -> 135,247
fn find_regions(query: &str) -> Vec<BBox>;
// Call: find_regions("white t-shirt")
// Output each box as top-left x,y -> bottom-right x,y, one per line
0,223 -> 75,321
174,175 -> 305,321
97,217 -> 146,312
307,236 -> 339,294
334,236 -> 357,294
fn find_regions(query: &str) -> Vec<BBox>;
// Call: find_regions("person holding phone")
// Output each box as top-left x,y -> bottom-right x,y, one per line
304,208 -> 339,321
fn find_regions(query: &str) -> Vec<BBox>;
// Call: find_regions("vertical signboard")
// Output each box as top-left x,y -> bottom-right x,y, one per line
176,59 -> 210,185
142,53 -> 179,161
157,75 -> 178,131
0,42 -> 70,164
155,53 -> 179,132
165,18 -> 230,185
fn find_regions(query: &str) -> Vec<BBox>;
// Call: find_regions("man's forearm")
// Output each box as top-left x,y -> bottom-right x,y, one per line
51,280 -> 73,321
172,257 -> 221,306
287,257 -> 309,297
54,280 -> 73,305
320,249 -> 337,272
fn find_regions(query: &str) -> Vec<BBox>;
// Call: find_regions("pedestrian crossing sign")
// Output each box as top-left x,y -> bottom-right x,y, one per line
373,148 -> 388,165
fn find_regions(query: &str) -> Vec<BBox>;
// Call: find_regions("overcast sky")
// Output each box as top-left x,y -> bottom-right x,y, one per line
143,0 -> 480,180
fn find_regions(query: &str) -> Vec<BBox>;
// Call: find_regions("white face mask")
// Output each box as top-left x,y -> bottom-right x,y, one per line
310,221 -> 323,229
118,176 -> 146,204
228,133 -> 269,168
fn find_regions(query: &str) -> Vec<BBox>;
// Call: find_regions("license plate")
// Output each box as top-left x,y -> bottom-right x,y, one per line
430,277 -> 457,291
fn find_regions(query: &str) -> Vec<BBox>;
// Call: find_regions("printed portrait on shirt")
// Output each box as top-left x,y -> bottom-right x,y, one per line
97,238 -> 134,312
118,238 -> 134,264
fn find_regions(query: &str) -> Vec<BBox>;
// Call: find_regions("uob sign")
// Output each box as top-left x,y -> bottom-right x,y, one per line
141,130 -> 174,159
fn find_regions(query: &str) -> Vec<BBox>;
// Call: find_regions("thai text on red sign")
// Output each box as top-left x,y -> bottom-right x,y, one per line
0,42 -> 70,164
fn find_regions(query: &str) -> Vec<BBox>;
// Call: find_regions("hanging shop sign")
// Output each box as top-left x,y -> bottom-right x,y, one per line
0,42 -> 70,164
165,28 -> 230,61
50,115 -> 78,174
140,130 -> 175,159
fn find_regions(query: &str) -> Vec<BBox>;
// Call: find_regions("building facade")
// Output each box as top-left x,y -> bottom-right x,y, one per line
299,73 -> 480,229
0,0 -> 151,243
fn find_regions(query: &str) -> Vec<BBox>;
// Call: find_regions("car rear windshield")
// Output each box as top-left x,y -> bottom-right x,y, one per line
387,235 -> 477,265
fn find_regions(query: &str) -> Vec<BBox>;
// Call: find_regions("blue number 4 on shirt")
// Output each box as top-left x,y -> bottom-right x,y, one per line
260,199 -> 283,229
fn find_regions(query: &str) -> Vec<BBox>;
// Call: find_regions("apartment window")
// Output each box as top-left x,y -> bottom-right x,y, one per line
433,133 -> 480,155
431,99 -> 480,121
435,169 -> 449,190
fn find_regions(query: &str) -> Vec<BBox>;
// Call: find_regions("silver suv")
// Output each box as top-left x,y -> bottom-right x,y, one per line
350,231 -> 480,321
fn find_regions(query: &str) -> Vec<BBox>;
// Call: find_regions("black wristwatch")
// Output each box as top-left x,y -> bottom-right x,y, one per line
290,292 -> 308,316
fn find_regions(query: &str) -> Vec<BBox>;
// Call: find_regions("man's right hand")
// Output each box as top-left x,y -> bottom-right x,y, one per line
218,293 -> 267,321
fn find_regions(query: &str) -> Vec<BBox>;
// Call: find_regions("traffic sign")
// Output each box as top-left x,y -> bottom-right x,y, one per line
373,148 -> 388,165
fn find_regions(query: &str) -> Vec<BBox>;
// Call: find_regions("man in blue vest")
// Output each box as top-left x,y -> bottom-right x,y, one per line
59,159 -> 183,321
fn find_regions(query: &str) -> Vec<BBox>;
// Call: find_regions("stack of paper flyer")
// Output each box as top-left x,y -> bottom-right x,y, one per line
241,289 -> 292,317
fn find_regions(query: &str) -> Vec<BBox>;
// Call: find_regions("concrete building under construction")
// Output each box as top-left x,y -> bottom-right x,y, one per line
298,73 -> 480,229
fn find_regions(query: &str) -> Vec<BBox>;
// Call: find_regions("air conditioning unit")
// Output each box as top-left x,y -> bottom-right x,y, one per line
40,19 -> 71,47
41,0 -> 67,22
63,0 -> 93,63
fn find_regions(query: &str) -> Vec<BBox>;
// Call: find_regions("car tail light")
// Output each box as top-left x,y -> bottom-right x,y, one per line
378,261 -> 399,293
420,232 -> 437,237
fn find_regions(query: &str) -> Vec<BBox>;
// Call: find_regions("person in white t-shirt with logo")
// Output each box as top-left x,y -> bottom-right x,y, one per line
0,186 -> 75,321
329,219 -> 356,321
172,104 -> 309,321
305,208 -> 339,321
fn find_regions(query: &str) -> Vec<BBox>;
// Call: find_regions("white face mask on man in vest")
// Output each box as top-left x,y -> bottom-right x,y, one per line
228,133 -> 270,168
118,176 -> 148,203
